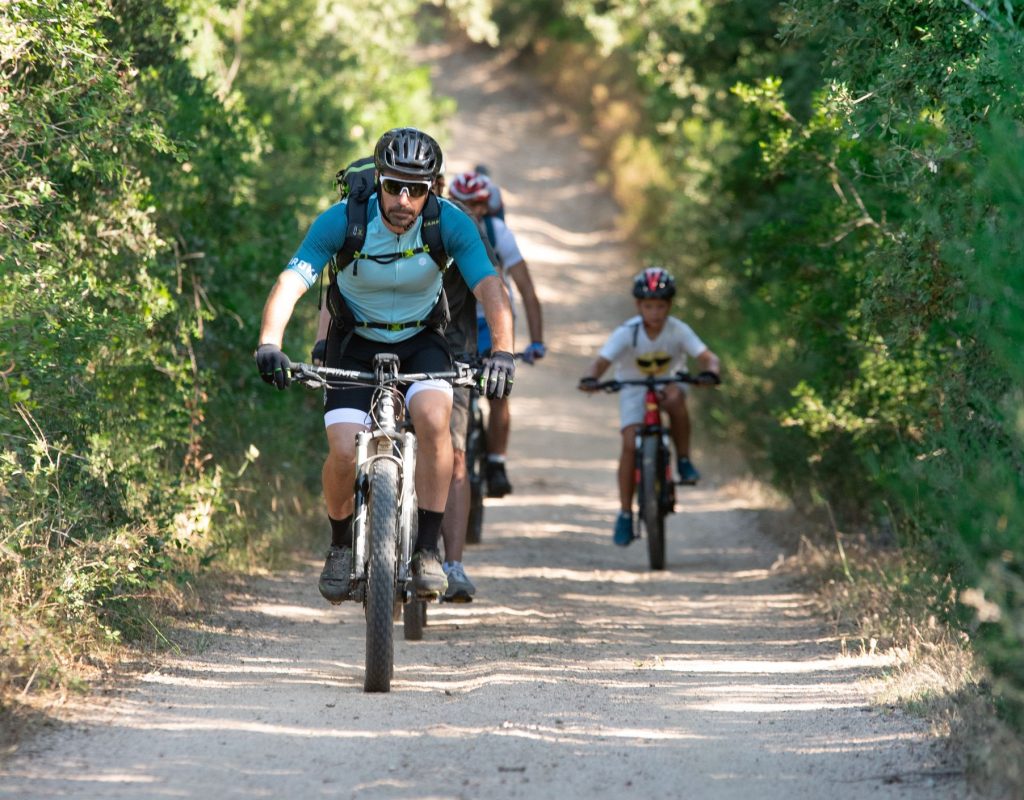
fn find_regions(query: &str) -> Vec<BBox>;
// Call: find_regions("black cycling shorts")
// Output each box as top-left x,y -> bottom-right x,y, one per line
323,327 -> 453,426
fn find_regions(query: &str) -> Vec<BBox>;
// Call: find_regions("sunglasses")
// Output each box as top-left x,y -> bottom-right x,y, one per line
636,354 -> 672,370
380,176 -> 432,198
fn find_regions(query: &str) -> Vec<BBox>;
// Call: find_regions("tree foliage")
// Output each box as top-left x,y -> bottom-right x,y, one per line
0,0 -> 449,697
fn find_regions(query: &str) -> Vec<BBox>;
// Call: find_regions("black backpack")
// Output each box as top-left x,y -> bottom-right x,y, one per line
331,156 -> 448,275
322,156 -> 450,336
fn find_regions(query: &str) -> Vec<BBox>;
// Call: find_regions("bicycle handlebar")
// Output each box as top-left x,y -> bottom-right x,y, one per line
583,372 -> 716,393
290,361 -> 479,389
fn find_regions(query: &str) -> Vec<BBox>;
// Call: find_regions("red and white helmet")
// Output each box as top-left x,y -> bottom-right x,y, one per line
632,267 -> 677,300
449,171 -> 492,202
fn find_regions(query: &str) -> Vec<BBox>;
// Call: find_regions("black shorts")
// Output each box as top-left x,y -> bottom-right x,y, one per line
323,327 -> 453,426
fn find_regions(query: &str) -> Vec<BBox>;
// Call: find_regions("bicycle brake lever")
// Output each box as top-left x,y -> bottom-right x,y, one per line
292,364 -> 326,388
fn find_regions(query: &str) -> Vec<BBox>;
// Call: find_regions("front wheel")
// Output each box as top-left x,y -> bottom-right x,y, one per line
640,435 -> 666,570
364,458 -> 400,692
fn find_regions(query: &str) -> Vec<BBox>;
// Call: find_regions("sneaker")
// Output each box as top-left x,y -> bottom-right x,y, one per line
485,460 -> 513,498
443,561 -> 476,603
318,545 -> 352,604
410,549 -> 447,598
677,457 -> 701,485
613,511 -> 635,547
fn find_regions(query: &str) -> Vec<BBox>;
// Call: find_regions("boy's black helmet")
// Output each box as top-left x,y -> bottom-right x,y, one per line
374,127 -> 443,180
633,267 -> 676,300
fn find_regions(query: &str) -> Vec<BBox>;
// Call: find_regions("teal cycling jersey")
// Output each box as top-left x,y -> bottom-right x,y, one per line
285,194 -> 497,343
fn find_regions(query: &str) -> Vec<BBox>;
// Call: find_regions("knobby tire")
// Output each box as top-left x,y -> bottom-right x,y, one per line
403,600 -> 426,640
364,457 -> 400,692
465,404 -> 487,544
640,435 -> 666,570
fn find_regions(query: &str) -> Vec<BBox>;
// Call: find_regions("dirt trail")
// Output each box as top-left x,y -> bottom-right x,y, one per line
0,40 -> 964,800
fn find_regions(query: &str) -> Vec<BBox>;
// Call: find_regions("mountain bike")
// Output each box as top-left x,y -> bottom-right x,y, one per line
587,372 -> 705,571
463,351 -> 528,545
464,381 -> 487,544
291,355 -> 477,692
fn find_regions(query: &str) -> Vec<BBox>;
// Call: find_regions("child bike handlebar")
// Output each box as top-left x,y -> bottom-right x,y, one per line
581,371 -> 720,393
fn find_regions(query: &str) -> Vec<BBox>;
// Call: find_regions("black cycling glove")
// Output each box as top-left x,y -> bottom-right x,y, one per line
255,343 -> 292,390
695,370 -> 721,386
578,376 -> 599,392
311,338 -> 327,365
480,350 -> 516,399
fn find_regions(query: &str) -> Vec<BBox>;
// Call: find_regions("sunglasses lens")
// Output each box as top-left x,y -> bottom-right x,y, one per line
382,178 -> 429,198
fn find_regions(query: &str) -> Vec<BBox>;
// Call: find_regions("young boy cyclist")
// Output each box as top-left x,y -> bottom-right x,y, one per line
578,267 -> 721,546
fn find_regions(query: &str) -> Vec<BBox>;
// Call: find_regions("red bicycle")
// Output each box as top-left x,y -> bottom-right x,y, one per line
588,372 -> 707,570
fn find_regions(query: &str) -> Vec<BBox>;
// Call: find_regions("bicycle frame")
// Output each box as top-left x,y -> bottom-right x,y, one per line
350,398 -> 417,599
634,385 -> 676,517
295,356 -> 475,599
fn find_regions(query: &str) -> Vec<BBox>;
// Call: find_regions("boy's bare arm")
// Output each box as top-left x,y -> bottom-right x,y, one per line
695,349 -> 721,382
579,356 -> 612,392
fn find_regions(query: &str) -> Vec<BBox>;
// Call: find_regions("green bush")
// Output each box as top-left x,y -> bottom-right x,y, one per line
488,0 -> 1024,727
1,0 -> 451,698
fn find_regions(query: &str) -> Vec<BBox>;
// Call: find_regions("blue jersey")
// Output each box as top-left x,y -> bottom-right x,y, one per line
285,195 -> 496,343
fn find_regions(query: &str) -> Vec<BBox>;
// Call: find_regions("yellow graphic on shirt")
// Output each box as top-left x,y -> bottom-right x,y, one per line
635,351 -> 672,376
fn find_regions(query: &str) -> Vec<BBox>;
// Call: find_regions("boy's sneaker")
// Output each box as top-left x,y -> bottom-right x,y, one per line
613,511 -> 635,547
442,561 -> 476,603
318,545 -> 352,604
485,460 -> 513,498
677,457 -> 701,485
411,549 -> 447,598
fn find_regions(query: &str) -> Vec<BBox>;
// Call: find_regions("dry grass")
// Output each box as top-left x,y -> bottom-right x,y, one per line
756,502 -> 1024,797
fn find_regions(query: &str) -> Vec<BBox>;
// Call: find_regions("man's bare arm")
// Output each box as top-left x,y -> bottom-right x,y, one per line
473,274 -> 514,354
258,270 -> 308,348
506,260 -> 543,345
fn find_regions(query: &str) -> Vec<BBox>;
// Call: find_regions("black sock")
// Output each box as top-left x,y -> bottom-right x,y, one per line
330,514 -> 353,548
414,509 -> 444,553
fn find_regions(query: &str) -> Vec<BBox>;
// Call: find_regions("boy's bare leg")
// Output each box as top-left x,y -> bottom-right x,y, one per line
618,425 -> 639,512
661,385 -> 691,458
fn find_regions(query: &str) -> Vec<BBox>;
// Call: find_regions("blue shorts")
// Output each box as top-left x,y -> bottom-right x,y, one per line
476,317 -> 492,356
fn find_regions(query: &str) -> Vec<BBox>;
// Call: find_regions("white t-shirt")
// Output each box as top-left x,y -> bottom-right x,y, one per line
599,316 -> 707,381
476,216 -> 523,320
487,216 -> 523,269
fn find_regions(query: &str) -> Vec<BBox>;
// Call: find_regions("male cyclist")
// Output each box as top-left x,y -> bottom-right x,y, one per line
448,170 -> 545,498
254,128 -> 515,601
578,267 -> 720,546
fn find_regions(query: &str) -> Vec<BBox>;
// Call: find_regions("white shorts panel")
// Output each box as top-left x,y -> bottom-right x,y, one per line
324,408 -> 372,428
406,379 -> 454,406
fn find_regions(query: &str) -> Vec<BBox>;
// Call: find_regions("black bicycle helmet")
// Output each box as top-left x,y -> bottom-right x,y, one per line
632,267 -> 677,300
373,127 -> 443,180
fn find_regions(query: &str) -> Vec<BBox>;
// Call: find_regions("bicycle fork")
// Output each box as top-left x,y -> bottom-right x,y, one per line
633,388 -> 676,517
350,415 -> 417,597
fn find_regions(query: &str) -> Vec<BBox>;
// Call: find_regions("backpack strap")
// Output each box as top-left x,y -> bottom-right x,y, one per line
631,320 -> 642,348
333,192 -> 448,275
483,215 -> 497,255
335,191 -> 370,271
326,191 -> 450,330
419,193 -> 448,271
